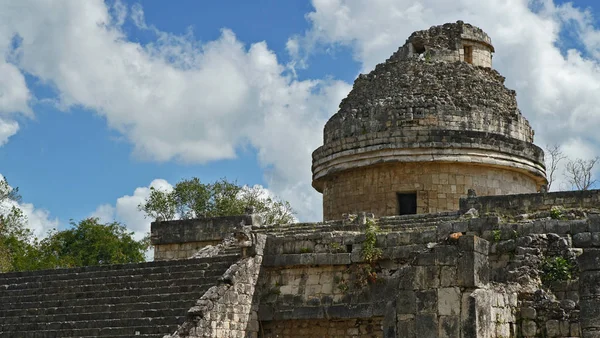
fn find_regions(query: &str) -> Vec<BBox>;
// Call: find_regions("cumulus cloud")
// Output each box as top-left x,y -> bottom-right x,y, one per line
5,0 -> 600,224
90,179 -> 173,240
0,174 -> 58,238
291,0 -> 600,189
0,0 -> 350,221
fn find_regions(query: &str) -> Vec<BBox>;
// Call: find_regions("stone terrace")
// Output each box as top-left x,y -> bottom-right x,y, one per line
0,254 -> 239,337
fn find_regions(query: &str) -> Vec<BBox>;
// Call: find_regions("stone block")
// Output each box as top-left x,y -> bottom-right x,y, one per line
456,251 -> 488,287
416,314 -> 438,338
417,252 -> 436,265
579,271 -> 600,297
521,320 -> 537,337
574,232 -> 593,248
438,287 -> 461,316
396,290 -> 417,314
440,266 -> 457,287
458,235 -> 489,254
413,266 -> 440,289
520,306 -> 536,319
571,219 -> 589,234
435,245 -> 458,265
416,290 -> 437,314
589,215 -> 600,232
579,249 -> 600,272
397,315 -> 416,338
437,315 -> 459,338
581,298 -> 600,330
545,319 -> 560,337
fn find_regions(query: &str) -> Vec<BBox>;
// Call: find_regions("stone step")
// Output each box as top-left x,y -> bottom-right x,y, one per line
1,308 -> 189,325
0,252 -> 238,337
0,300 -> 193,318
262,216 -> 460,237
0,274 -> 216,297
0,256 -> 237,285
0,269 -> 208,292
1,288 -> 208,310
0,324 -> 179,337
0,316 -> 186,332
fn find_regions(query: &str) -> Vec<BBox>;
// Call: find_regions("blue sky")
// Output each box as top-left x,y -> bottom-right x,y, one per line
1,0 -> 600,239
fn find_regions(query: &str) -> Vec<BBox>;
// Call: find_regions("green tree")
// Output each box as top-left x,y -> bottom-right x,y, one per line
0,176 -> 36,272
139,178 -> 295,225
1,177 -> 149,272
37,218 -> 149,268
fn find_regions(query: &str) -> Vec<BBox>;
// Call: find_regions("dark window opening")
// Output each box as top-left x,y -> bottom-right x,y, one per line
346,244 -> 353,253
464,46 -> 473,64
397,192 -> 417,215
412,38 -> 426,54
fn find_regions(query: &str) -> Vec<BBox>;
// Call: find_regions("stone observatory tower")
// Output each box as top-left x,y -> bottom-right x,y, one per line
312,21 -> 548,221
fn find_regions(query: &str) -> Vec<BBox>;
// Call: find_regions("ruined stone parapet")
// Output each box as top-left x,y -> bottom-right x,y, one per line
167,233 -> 266,338
312,22 -> 547,220
460,189 -> 600,215
151,214 -> 259,261
388,21 -> 494,67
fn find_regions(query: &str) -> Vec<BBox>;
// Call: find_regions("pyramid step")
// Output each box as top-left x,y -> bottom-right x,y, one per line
0,300 -> 195,318
0,274 -> 219,297
0,316 -> 186,332
0,256 -> 238,284
2,290 -> 206,311
0,324 -> 179,337
0,308 -> 190,325
0,283 -> 210,304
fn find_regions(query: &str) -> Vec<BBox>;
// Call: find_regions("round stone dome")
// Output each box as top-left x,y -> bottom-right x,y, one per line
312,21 -> 547,221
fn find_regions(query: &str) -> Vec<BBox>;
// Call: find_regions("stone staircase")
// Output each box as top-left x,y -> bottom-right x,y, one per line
0,254 -> 240,337
254,211 -> 462,237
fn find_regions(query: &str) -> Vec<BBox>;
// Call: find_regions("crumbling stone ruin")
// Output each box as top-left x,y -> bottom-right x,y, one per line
1,21 -> 600,338
312,20 -> 546,220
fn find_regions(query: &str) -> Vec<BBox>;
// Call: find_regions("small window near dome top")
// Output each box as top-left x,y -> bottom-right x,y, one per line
397,192 -> 417,215
464,46 -> 473,64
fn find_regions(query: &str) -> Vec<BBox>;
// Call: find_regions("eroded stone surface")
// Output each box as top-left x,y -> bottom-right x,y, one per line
311,21 -> 547,220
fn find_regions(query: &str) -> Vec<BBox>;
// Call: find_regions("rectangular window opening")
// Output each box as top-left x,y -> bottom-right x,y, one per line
464,46 -> 473,64
397,192 -> 417,215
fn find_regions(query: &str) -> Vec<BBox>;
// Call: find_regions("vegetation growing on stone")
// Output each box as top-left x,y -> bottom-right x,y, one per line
540,256 -> 576,283
361,218 -> 382,264
550,206 -> 564,220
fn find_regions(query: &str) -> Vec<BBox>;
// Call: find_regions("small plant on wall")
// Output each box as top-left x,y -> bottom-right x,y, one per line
362,218 -> 382,264
540,256 -> 576,283
358,218 -> 382,286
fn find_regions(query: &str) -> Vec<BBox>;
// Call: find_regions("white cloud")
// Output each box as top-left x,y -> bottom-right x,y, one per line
6,0 -> 600,224
0,118 -> 19,146
18,202 -> 59,238
292,0 -> 600,191
90,179 -> 173,241
0,0 -> 351,221
0,174 -> 58,238
90,204 -> 116,224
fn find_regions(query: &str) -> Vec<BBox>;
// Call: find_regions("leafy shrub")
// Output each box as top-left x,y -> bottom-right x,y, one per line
541,256 -> 575,283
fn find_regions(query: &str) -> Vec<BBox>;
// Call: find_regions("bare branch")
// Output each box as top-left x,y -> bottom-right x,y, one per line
564,157 -> 600,191
545,144 -> 567,191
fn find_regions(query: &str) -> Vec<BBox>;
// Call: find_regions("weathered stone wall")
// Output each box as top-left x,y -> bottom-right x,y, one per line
151,214 -> 257,260
260,318 -> 384,338
257,224 -> 514,337
151,190 -> 600,337
154,241 -> 221,260
168,232 -> 266,338
461,189 -> 600,215
388,21 -> 494,68
321,61 -> 534,145
311,21 -> 547,221
322,162 -> 538,220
